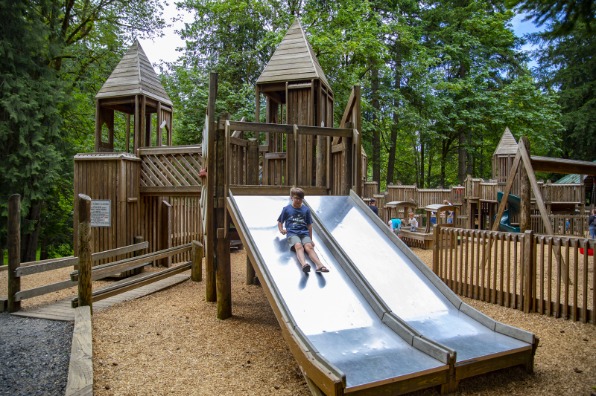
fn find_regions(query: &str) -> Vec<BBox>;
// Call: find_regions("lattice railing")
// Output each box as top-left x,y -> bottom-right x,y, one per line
138,145 -> 203,195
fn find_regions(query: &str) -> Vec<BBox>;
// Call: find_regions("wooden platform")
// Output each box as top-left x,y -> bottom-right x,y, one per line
11,272 -> 190,322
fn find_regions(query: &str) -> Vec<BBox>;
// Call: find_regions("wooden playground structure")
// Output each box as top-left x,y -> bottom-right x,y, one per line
3,18 -> 594,396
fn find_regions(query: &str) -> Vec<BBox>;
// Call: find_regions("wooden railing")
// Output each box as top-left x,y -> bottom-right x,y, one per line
433,227 -> 594,324
530,214 -> 588,237
138,145 -> 203,195
224,120 -> 361,195
4,241 -> 148,311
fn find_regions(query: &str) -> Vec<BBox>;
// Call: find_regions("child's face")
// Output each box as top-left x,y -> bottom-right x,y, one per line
291,195 -> 303,208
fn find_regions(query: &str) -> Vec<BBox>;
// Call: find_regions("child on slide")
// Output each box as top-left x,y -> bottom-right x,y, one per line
277,187 -> 329,273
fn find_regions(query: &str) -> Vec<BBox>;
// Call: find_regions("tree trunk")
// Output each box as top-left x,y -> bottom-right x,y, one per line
386,58 -> 401,186
371,67 -> 381,184
420,140 -> 425,188
21,201 -> 42,262
458,129 -> 467,184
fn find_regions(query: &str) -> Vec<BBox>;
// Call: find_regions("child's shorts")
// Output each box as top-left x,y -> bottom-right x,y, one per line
288,235 -> 313,250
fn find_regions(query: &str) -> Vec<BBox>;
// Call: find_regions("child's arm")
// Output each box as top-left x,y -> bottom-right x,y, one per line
278,221 -> 286,235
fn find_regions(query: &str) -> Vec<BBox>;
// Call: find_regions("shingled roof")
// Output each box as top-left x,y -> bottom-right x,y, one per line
96,39 -> 172,106
257,19 -> 331,90
493,127 -> 518,156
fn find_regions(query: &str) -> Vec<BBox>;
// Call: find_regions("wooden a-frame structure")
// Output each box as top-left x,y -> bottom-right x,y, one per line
493,136 -> 596,234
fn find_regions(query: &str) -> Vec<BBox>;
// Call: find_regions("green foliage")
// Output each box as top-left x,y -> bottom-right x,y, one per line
507,0 -> 594,35
0,0 -> 166,259
533,21 -> 595,161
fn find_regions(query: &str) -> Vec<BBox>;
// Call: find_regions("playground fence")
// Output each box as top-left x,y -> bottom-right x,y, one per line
433,227 -> 595,324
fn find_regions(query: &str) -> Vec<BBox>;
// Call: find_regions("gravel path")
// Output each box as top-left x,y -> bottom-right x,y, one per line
0,313 -> 73,396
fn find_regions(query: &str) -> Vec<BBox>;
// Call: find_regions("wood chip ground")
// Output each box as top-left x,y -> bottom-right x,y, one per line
2,248 -> 594,395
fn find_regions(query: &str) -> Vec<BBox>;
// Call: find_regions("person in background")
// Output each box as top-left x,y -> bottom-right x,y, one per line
368,198 -> 379,216
277,187 -> 329,273
388,217 -> 402,234
408,211 -> 418,231
443,200 -> 454,224
588,209 -> 596,239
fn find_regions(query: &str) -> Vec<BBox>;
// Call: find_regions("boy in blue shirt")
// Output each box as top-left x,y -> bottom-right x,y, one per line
277,187 -> 329,273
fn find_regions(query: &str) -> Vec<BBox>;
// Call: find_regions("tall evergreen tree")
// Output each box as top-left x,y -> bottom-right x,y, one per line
533,22 -> 595,161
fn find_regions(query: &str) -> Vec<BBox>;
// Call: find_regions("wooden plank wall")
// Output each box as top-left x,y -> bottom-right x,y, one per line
73,155 -> 142,264
542,183 -> 584,203
386,185 -> 417,202
287,86 -> 316,187
169,196 -> 201,263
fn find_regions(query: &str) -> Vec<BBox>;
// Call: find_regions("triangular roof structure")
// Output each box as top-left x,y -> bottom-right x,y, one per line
493,127 -> 518,156
96,39 -> 172,106
257,19 -> 331,90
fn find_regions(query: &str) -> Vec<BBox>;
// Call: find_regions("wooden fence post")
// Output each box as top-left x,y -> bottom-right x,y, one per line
77,194 -> 93,313
432,224 -> 440,274
216,228 -> 231,319
523,230 -> 535,313
8,194 -> 21,313
191,240 -> 204,282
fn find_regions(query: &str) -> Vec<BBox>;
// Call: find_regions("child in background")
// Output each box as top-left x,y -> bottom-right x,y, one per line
408,212 -> 418,231
388,218 -> 402,234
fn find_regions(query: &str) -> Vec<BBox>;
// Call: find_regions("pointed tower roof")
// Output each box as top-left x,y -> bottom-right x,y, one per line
493,127 -> 518,156
257,19 -> 331,90
96,40 -> 172,106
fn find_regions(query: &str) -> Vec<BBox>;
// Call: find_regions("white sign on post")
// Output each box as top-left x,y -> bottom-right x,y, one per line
90,200 -> 111,227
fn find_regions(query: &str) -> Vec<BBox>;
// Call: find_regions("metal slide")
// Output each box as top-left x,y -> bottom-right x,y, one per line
309,192 -> 536,385
227,193 -> 536,395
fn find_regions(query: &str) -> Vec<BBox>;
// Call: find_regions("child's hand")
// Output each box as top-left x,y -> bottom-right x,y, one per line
280,229 -> 287,235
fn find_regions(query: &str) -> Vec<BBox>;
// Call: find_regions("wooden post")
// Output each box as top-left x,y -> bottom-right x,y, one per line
7,194 -> 21,312
160,200 -> 172,267
205,72 -> 218,302
522,230 -> 535,313
432,224 -> 440,274
77,194 -> 93,313
216,228 -> 231,319
132,235 -> 144,276
191,240 -> 204,282
246,139 -> 259,284
343,133 -> 353,195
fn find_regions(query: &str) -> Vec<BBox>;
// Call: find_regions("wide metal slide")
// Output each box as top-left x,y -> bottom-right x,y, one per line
227,193 -> 536,395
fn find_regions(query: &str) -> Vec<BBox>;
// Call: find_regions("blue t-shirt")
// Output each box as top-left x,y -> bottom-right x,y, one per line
277,204 -> 312,237
390,218 -> 401,230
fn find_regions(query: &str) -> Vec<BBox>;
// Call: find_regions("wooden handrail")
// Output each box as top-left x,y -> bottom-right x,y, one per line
70,243 -> 192,281
226,121 -> 353,138
16,241 -> 149,276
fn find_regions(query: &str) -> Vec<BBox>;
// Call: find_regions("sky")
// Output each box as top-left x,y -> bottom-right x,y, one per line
138,3 -> 542,66
137,2 -> 193,66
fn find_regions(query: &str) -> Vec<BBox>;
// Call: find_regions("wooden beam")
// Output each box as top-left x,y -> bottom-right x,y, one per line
531,156 -> 596,175
205,72 -> 217,302
226,121 -> 352,138
65,306 -> 93,396
518,138 -> 554,236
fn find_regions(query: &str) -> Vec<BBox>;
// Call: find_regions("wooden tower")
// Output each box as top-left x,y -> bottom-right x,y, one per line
255,19 -> 335,187
492,128 -> 519,192
75,41 -> 201,265
95,39 -> 173,153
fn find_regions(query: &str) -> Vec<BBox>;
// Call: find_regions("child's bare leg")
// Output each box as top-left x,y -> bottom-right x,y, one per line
304,243 -> 327,271
294,243 -> 309,271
